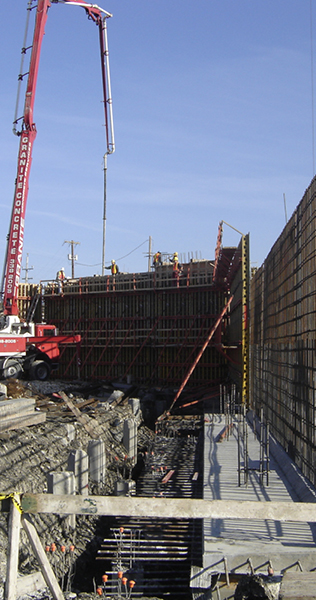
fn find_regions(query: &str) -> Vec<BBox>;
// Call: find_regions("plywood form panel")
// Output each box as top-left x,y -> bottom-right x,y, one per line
35,283 -> 228,388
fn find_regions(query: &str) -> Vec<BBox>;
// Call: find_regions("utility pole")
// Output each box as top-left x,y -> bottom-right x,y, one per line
148,236 -> 152,272
22,253 -> 33,283
64,240 -> 80,279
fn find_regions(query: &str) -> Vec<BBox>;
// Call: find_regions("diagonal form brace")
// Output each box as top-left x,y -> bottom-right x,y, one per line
5,495 -> 63,600
169,295 -> 234,413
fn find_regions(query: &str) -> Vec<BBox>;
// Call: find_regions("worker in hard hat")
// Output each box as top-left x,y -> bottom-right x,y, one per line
172,254 -> 182,284
170,252 -> 178,263
105,259 -> 119,275
56,267 -> 65,293
153,251 -> 162,268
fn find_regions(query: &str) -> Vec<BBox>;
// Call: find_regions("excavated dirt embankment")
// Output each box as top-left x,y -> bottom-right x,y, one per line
0,378 -> 159,600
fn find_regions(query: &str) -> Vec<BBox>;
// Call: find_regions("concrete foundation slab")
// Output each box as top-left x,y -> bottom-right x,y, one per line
280,571 -> 316,600
200,414 -> 316,577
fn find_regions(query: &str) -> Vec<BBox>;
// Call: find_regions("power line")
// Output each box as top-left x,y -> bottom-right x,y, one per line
116,239 -> 148,262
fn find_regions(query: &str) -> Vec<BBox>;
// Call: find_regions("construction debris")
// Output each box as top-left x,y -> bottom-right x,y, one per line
234,574 -> 280,600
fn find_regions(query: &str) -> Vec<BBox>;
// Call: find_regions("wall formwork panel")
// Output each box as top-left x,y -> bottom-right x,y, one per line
251,176 -> 316,487
22,263 -> 232,388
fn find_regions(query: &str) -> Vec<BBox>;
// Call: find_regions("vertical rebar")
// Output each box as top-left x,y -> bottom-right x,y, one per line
244,406 -> 248,486
237,412 -> 241,487
223,557 -> 230,586
260,408 -> 264,486
266,420 -> 270,486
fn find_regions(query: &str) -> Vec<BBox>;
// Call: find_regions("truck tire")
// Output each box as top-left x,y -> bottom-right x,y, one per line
29,360 -> 51,381
3,359 -> 23,379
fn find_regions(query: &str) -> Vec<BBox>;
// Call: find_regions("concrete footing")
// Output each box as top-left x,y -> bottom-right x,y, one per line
47,471 -> 75,495
128,397 -> 140,415
46,471 -> 76,529
88,439 -> 106,484
114,480 -> 136,496
68,449 -> 89,495
123,419 -> 137,464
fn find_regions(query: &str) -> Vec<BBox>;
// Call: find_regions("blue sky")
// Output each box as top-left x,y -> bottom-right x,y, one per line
0,1 -> 315,280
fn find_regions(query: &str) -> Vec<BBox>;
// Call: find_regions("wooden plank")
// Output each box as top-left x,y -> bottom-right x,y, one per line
21,515 -> 64,600
4,494 -> 21,600
0,412 -> 46,433
0,398 -> 35,417
59,391 -> 101,439
16,571 -> 46,595
21,493 -> 316,523
0,406 -> 36,421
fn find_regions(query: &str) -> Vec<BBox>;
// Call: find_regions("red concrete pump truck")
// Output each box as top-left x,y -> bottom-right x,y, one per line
0,0 -> 114,380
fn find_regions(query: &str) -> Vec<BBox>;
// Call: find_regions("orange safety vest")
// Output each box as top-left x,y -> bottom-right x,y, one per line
111,264 -> 118,275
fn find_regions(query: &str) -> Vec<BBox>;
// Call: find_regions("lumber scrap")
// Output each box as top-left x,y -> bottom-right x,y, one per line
0,398 -> 35,418
16,571 -> 46,596
21,515 -> 64,600
59,391 -> 103,439
5,494 -> 21,600
0,411 -> 46,433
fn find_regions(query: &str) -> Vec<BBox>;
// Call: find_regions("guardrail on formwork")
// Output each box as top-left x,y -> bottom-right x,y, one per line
40,263 -> 214,296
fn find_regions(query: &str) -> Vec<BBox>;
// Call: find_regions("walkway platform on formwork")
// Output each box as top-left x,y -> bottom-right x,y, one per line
191,413 -> 316,591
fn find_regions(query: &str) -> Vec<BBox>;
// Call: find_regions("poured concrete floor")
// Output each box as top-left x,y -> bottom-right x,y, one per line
191,413 -> 316,599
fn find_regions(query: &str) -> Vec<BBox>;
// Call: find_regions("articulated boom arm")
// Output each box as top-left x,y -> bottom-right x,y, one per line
59,1 -> 115,154
3,0 -> 114,317
3,0 -> 51,317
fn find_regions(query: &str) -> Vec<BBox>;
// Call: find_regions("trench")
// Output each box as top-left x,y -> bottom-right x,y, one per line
71,416 -> 204,599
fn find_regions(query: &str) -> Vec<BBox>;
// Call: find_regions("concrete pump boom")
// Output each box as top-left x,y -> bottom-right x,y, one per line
2,0 -> 114,317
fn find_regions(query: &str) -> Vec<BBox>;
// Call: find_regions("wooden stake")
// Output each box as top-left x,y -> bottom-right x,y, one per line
21,515 -> 64,600
5,494 -> 21,600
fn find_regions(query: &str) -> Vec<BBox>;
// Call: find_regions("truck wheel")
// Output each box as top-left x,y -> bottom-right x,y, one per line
3,359 -> 23,379
30,360 -> 51,381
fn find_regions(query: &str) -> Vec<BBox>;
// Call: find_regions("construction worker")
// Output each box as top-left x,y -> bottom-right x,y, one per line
172,255 -> 182,282
153,251 -> 162,267
170,252 -> 178,263
56,267 -> 65,293
105,259 -> 119,275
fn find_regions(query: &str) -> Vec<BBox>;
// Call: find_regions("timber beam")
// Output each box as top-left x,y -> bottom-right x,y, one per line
17,493 -> 316,523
